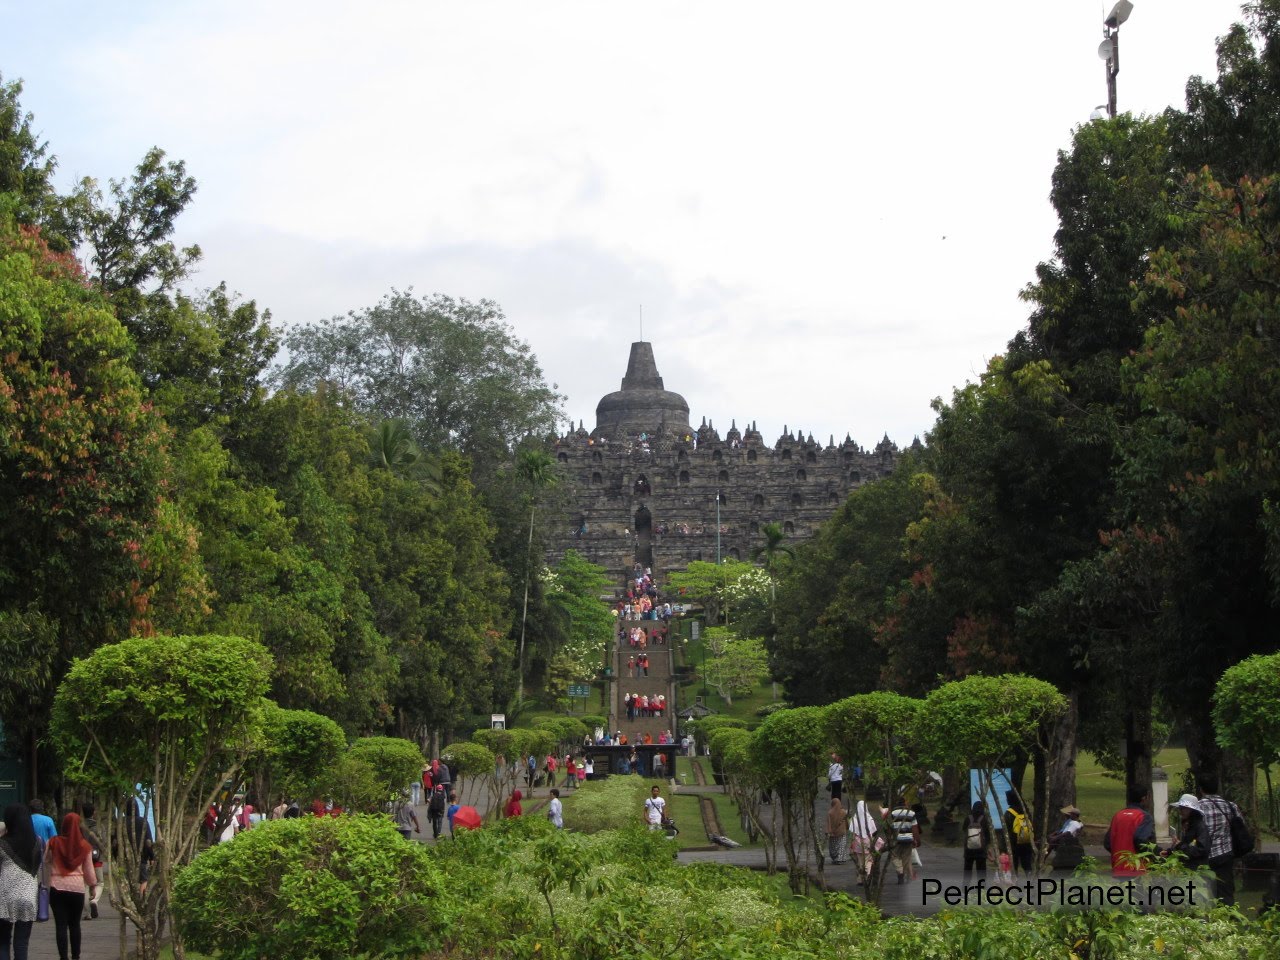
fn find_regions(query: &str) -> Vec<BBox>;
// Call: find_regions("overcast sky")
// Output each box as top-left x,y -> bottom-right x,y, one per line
5,0 -> 1251,448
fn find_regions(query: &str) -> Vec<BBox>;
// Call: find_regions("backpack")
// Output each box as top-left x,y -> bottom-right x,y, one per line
966,823 -> 984,850
1207,797 -> 1255,857
1010,810 -> 1032,845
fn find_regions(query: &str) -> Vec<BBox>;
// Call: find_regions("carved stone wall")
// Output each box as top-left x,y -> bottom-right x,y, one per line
545,342 -> 900,583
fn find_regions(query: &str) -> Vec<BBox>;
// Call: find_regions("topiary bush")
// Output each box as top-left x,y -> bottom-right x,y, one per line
172,815 -> 445,960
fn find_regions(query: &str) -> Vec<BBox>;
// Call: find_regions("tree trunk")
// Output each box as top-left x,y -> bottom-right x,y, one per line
1124,686 -> 1154,807
1047,690 -> 1079,812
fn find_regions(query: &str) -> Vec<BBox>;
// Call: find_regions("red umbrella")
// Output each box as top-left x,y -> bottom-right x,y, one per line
452,805 -> 482,831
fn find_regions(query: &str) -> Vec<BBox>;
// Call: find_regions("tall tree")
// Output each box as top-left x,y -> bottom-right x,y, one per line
513,448 -> 559,705
277,290 -> 564,475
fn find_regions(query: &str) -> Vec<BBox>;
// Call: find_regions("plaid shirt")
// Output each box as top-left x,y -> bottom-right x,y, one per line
1198,795 -> 1237,860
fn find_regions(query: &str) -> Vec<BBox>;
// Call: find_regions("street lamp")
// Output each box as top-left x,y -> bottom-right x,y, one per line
1099,1 -> 1134,119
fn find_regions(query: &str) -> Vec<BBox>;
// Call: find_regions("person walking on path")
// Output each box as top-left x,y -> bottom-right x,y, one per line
962,800 -> 992,879
1197,774 -> 1245,906
827,755 -> 844,801
547,789 -> 564,829
27,801 -> 55,846
886,796 -> 919,885
1002,791 -> 1035,877
43,812 -> 97,960
826,797 -> 848,864
77,805 -> 104,921
393,795 -> 420,840
0,804 -> 41,960
1103,786 -> 1156,877
848,800 -> 880,883
427,786 -> 447,839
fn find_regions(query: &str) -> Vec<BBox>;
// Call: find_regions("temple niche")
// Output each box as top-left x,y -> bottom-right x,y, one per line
546,341 -> 901,582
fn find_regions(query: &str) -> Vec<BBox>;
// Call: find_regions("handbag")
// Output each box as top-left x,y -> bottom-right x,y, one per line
37,886 -> 49,923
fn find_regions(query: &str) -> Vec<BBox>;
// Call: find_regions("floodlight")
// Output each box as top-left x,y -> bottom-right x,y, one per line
1105,1 -> 1133,29
1090,106 -> 1108,121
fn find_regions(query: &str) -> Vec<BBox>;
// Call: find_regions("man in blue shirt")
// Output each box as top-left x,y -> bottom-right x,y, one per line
29,798 -> 56,843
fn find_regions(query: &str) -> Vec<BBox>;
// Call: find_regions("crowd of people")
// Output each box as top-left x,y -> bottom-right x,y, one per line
0,800 -> 129,960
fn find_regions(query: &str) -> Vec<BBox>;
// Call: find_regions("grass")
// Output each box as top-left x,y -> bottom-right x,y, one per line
1075,748 -> 1193,826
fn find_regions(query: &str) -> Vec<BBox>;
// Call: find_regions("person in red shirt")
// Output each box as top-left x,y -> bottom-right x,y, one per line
1103,786 -> 1156,876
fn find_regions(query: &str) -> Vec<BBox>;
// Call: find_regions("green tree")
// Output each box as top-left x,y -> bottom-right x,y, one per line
514,448 -> 560,705
344,736 -> 426,811
0,73 -> 79,248
749,706 -> 830,893
79,146 -> 200,308
915,675 -> 1067,869
0,214 -> 206,789
247,705 -> 347,808
541,550 -> 613,685
51,633 -> 272,960
664,558 -> 758,626
769,461 -> 930,704
701,629 -> 769,706
1214,653 -> 1280,830
277,290 -> 564,474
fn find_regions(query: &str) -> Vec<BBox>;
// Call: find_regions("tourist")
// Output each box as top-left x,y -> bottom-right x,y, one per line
27,800 -> 55,845
1197,773 -> 1245,906
827,796 -> 849,864
0,803 -> 41,960
504,790 -> 523,819
563,755 -> 576,789
427,785 -> 447,839
583,757 -> 594,781
1003,791 -> 1034,876
526,753 -> 537,789
828,754 -> 844,800
1103,786 -> 1156,877
446,792 -> 460,836
643,785 -> 667,830
1162,794 -> 1211,866
962,801 -> 991,878
886,795 -> 919,884
43,811 -> 97,960
78,803 -> 104,920
393,793 -> 420,839
547,789 -> 563,829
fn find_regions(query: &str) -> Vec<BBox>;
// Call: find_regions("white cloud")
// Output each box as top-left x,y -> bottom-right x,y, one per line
7,0 -> 1249,447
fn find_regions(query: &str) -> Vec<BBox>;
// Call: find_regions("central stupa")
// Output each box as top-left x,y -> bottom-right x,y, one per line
593,342 -> 691,439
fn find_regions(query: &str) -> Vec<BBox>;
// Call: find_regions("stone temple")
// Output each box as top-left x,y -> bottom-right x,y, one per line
546,342 -> 902,580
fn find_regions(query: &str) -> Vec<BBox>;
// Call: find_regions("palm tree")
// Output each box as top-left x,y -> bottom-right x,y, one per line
366,419 -> 442,495
514,449 -> 558,706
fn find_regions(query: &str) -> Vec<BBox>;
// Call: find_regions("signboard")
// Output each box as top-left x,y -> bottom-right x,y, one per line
691,621 -> 700,640
490,713 -> 506,730
568,684 -> 591,698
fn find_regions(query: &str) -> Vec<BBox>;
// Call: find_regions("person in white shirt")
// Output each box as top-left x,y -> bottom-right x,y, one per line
547,789 -> 563,829
643,785 -> 666,830
828,754 -> 845,800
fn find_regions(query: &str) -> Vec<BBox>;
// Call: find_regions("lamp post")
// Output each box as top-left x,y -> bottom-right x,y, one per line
1099,1 -> 1134,119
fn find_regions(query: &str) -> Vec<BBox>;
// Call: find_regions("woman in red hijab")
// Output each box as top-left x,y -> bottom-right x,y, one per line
42,812 -> 96,960
504,790 -> 523,818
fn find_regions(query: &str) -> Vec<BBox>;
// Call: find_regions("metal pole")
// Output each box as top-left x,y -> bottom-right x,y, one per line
1107,28 -> 1119,118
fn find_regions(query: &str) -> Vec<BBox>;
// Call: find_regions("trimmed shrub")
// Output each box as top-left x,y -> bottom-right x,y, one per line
172,815 -> 444,960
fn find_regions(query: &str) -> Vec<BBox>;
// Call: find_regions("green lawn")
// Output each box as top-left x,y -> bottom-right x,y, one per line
1074,748 -> 1193,826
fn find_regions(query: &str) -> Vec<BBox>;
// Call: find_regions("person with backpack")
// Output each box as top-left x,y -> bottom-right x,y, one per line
427,785 -> 447,839
1003,791 -> 1034,876
1197,773 -> 1251,906
962,800 -> 991,878
885,795 -> 920,884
